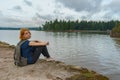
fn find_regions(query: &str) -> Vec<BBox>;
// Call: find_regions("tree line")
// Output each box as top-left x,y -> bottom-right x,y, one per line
42,19 -> 120,31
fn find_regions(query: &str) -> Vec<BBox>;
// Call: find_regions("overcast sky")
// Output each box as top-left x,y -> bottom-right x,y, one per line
0,0 -> 120,27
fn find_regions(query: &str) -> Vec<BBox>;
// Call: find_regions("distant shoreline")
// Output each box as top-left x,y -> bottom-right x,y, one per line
0,27 -> 40,30
44,30 -> 110,34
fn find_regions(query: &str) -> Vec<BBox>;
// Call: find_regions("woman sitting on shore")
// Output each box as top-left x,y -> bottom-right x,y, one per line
19,28 -> 54,65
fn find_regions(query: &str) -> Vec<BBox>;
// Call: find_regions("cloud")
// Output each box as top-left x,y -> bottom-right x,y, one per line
24,0 -> 32,6
0,13 -> 40,27
1,0 -> 120,27
13,6 -> 22,11
33,13 -> 53,20
106,0 -> 120,14
57,0 -> 102,12
0,16 -> 23,27
56,0 -> 120,21
0,11 -> 3,15
94,0 -> 120,21
55,0 -> 108,21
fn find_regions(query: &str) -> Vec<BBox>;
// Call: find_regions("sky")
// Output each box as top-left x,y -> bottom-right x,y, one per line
0,0 -> 120,27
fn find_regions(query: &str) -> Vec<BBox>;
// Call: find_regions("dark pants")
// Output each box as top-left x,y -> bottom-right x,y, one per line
30,46 -> 50,64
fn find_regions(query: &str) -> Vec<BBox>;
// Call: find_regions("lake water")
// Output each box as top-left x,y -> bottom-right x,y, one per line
0,30 -> 120,80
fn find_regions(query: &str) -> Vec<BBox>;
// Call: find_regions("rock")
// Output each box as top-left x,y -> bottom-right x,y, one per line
0,41 -> 109,80
110,31 -> 120,38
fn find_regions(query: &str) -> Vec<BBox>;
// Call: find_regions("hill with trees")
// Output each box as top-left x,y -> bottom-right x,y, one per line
42,19 -> 119,32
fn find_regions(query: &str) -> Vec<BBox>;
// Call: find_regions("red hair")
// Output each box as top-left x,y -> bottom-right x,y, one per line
19,28 -> 30,40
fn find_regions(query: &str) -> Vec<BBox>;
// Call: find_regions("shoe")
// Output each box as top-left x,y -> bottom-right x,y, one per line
46,57 -> 55,61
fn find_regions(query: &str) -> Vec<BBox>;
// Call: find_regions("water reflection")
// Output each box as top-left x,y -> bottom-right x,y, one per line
46,32 -> 80,38
113,38 -> 120,55
114,38 -> 120,45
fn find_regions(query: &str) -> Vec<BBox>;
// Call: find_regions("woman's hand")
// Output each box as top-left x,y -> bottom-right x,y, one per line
46,42 -> 49,45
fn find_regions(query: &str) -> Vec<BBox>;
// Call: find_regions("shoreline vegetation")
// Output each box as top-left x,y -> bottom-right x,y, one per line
0,41 -> 109,80
110,23 -> 120,38
42,19 -> 120,38
42,20 -> 119,31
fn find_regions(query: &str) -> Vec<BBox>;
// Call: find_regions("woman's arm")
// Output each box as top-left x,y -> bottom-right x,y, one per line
29,41 -> 49,46
31,40 -> 42,43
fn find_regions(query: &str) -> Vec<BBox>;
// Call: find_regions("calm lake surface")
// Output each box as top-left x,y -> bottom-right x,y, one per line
0,30 -> 120,80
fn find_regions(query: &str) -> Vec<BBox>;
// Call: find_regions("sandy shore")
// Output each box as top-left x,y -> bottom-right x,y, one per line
0,41 -> 109,80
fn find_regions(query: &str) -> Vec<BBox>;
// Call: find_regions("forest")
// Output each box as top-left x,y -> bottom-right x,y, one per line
42,19 -> 120,31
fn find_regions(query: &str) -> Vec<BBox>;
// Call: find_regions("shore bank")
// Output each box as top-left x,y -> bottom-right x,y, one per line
110,32 -> 120,38
0,41 -> 109,80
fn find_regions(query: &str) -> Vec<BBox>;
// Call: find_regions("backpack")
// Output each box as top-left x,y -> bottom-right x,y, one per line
14,40 -> 27,67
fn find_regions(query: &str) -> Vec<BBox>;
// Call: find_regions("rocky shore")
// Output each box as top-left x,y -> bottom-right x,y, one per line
0,41 -> 109,80
110,32 -> 120,38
